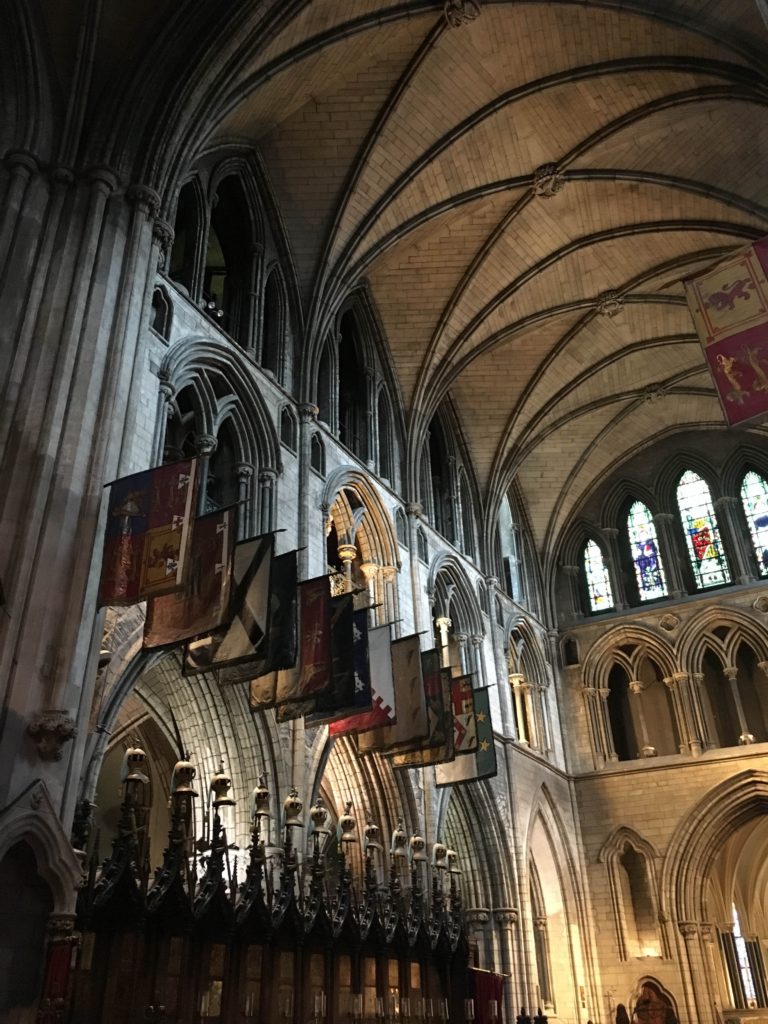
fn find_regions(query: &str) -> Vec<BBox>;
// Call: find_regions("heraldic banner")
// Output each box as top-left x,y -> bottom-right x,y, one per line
684,236 -> 768,426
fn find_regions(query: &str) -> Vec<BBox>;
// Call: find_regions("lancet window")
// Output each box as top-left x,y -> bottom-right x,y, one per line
583,540 -> 613,613
676,470 -> 730,589
740,471 -> 768,576
627,501 -> 667,601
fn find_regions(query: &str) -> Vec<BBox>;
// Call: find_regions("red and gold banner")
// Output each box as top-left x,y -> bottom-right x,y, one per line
99,459 -> 198,606
143,507 -> 234,649
684,237 -> 768,425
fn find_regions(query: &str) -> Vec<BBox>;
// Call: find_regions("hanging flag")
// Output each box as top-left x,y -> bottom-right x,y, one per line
307,607 -> 371,727
99,458 -> 198,606
218,550 -> 298,683
306,594 -> 357,723
450,675 -> 478,755
435,686 -> 496,787
329,624 -> 395,737
268,576 -> 333,705
358,634 -> 426,753
684,236 -> 768,425
275,694 -> 316,722
249,671 -> 277,712
143,507 -> 234,649
183,533 -> 273,674
391,662 -> 454,768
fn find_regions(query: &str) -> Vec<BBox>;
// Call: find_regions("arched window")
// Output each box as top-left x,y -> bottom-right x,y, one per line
428,417 -> 454,542
676,470 -> 730,588
583,539 -> 613,612
395,507 -> 407,547
169,180 -> 203,295
529,861 -> 553,1009
205,176 -> 255,346
262,270 -> 284,380
280,407 -> 297,451
206,421 -> 239,511
310,433 -> 325,475
151,286 -> 172,340
338,311 -> 367,459
317,337 -> 334,428
459,472 -> 475,558
627,501 -> 667,601
417,526 -> 429,564
741,470 -> 768,577
377,387 -> 395,484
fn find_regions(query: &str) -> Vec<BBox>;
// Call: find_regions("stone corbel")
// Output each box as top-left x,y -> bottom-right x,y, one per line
28,710 -> 77,761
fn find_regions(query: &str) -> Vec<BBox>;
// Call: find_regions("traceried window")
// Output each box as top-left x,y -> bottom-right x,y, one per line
627,501 -> 667,601
733,904 -> 758,1004
741,471 -> 768,576
676,470 -> 730,589
583,539 -> 613,612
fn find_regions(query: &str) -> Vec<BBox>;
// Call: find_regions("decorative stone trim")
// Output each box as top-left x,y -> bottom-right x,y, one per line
596,291 -> 624,318
444,0 -> 481,27
532,164 -> 565,198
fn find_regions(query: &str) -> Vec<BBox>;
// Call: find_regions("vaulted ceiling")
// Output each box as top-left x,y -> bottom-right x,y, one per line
30,0 -> 768,553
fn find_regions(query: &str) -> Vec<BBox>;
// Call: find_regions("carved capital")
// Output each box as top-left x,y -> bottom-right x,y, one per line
534,916 -> 548,932
152,218 -> 175,260
127,183 -> 161,218
50,166 -> 75,189
236,462 -> 254,480
464,908 -> 491,926
495,908 -> 518,927
195,433 -> 218,456
713,495 -> 739,511
755,594 -> 768,613
652,512 -> 675,525
28,711 -> 77,762
337,543 -> 357,565
4,149 -> 40,178
679,921 -> 699,940
406,502 -> 423,519
298,403 -> 319,423
87,165 -> 121,195
359,562 -> 379,582
628,680 -> 645,695
258,467 -> 278,484
47,914 -> 78,945
723,665 -> 738,681
485,575 -> 499,589
380,565 -> 397,583
470,634 -> 484,648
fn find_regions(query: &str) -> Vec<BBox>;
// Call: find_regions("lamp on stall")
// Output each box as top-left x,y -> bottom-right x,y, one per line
338,801 -> 358,849
309,796 -> 332,853
209,759 -> 236,846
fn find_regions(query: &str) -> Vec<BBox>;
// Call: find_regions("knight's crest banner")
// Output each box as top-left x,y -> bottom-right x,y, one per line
684,237 -> 768,425
143,506 -> 234,649
391,659 -> 453,768
435,685 -> 496,788
183,533 -> 273,674
329,624 -> 395,737
99,459 -> 198,606
359,634 -> 426,753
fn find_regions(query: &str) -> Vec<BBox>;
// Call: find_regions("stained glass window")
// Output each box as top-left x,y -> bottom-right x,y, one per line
583,539 -> 614,612
676,470 -> 730,588
627,501 -> 667,601
740,471 -> 768,577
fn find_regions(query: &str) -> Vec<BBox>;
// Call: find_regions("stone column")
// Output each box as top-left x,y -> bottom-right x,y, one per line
153,372 -> 175,465
714,495 -> 754,584
258,467 -> 277,535
359,562 -> 379,621
235,463 -> 254,539
665,672 -> 705,755
454,632 -> 469,675
678,922 -> 712,1024
723,665 -> 755,744
407,502 -> 425,633
602,527 -> 627,609
337,544 -> 358,594
380,565 -> 399,635
495,909 -> 519,1024
297,403 -> 318,579
464,908 -> 491,967
436,616 -> 452,669
598,687 -> 619,762
561,564 -> 583,621
0,162 -> 163,822
194,433 -> 218,514
510,673 -> 528,745
652,513 -> 686,598
471,634 -> 487,687
628,681 -> 656,757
